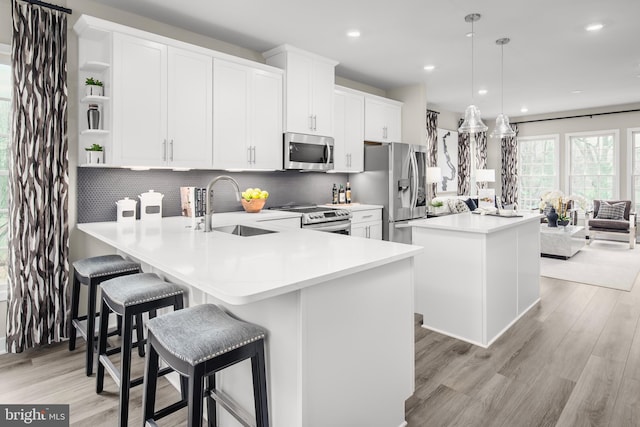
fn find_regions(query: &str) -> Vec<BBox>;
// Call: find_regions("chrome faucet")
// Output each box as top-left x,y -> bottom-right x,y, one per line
204,175 -> 241,232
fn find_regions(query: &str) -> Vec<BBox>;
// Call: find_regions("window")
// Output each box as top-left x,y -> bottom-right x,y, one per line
0,44 -> 9,300
567,130 -> 619,202
517,134 -> 559,210
630,128 -> 640,213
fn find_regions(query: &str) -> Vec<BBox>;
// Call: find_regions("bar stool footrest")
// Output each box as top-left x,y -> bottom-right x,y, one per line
209,388 -> 256,427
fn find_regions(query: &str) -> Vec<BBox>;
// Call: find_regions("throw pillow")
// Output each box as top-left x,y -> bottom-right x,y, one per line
448,198 -> 471,213
464,198 -> 478,211
596,201 -> 626,220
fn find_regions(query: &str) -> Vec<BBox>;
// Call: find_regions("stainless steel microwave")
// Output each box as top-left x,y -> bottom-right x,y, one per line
283,132 -> 334,171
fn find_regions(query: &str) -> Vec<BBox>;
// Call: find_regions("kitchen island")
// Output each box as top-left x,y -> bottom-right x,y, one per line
78,214 -> 422,427
404,212 -> 542,348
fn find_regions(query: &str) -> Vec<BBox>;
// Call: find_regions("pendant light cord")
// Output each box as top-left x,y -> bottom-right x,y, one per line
471,19 -> 475,103
500,43 -> 504,113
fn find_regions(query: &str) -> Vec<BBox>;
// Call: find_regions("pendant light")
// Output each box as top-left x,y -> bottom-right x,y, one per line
458,13 -> 488,134
490,37 -> 516,138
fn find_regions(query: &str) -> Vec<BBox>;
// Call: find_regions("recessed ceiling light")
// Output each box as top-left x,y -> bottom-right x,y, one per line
423,65 -> 435,71
520,107 -> 529,113
478,89 -> 488,95
571,90 -> 583,94
466,32 -> 474,38
347,30 -> 361,38
585,23 -> 604,32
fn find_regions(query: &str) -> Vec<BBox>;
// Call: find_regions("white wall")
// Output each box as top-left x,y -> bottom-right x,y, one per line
387,83 -> 427,146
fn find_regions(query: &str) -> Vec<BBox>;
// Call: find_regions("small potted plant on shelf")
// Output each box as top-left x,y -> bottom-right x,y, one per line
85,143 -> 104,164
85,77 -> 104,97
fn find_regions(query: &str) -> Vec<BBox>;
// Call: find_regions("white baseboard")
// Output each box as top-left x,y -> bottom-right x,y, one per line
0,336 -> 6,355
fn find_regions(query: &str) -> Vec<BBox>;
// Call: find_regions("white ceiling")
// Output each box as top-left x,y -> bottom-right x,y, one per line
94,0 -> 640,119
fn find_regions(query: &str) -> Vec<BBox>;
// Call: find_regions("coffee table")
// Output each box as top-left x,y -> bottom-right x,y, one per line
540,224 -> 585,259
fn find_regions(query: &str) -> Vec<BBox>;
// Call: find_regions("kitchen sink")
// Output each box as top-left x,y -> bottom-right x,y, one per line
211,224 -> 277,237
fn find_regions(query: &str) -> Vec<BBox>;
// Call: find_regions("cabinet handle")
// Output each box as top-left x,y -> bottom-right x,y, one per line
309,115 -> 314,130
313,115 -> 317,131
252,146 -> 256,164
383,126 -> 388,139
247,147 -> 252,164
162,139 -> 167,161
362,214 -> 373,219
169,139 -> 174,161
366,226 -> 370,238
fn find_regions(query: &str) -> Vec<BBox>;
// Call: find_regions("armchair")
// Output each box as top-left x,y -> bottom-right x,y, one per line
585,200 -> 636,249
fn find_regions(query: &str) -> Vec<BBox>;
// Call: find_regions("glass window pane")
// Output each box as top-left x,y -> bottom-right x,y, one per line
0,136 -> 8,170
0,63 -> 10,99
0,179 -> 7,210
0,99 -> 9,135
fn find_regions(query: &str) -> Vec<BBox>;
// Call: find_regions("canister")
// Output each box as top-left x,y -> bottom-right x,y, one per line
139,190 -> 164,221
116,197 -> 137,223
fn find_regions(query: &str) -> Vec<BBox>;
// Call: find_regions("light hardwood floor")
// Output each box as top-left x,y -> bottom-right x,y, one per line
407,275 -> 640,427
1,275 -> 639,426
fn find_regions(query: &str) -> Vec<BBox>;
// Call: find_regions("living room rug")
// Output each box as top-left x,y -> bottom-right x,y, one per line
540,241 -> 640,291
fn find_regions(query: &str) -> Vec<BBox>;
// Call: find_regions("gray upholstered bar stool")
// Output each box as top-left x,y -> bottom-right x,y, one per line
96,272 -> 185,427
69,254 -> 142,376
142,304 -> 269,427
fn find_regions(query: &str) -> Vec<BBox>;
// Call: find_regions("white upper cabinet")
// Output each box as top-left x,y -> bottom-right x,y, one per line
333,87 -> 364,173
364,96 -> 402,143
112,33 -> 213,168
112,33 -> 167,166
167,47 -> 213,168
212,59 -> 283,170
263,45 -> 338,137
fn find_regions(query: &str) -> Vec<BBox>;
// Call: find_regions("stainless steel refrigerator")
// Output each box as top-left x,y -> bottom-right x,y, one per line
351,142 -> 427,243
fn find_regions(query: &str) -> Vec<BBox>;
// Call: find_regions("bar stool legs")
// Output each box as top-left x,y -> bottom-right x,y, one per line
68,255 -> 141,376
95,273 -> 185,427
142,304 -> 269,427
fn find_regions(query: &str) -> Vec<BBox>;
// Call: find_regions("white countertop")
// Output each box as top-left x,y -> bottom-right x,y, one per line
318,203 -> 384,211
77,214 -> 422,305
406,211 -> 543,234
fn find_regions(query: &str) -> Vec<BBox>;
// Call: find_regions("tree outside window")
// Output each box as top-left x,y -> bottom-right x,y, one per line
568,130 -> 618,203
517,135 -> 559,210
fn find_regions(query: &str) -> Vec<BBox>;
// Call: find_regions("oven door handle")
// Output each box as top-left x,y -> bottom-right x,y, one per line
305,222 -> 350,232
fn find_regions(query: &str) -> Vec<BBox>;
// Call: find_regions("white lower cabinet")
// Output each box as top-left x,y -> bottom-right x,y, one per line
350,209 -> 382,240
212,58 -> 283,170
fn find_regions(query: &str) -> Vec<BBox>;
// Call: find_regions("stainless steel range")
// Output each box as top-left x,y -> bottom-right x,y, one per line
270,205 -> 352,234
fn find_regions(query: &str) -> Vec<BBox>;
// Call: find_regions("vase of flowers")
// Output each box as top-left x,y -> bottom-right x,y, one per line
539,191 -> 587,227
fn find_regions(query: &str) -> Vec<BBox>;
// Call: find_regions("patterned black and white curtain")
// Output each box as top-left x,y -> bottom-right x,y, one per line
475,131 -> 487,170
457,118 -> 470,195
501,123 -> 519,206
7,0 -> 69,353
426,110 -> 438,195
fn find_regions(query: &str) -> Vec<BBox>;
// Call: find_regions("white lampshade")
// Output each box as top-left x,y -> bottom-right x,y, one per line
426,167 -> 442,183
476,168 -> 495,182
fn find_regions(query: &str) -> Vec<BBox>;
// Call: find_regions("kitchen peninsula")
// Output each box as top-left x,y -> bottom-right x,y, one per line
405,212 -> 542,348
78,213 -> 422,427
